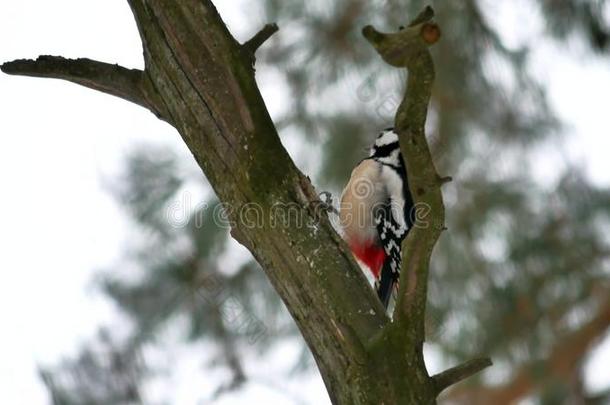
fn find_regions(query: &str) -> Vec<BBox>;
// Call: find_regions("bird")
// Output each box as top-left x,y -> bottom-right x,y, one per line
340,128 -> 414,308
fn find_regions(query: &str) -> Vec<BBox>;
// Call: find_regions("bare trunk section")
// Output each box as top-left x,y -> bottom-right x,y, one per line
2,2 -> 490,403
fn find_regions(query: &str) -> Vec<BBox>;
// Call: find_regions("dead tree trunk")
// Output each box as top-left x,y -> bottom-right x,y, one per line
2,2 -> 490,403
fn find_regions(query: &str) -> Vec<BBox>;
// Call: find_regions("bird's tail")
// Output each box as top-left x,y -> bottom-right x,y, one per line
377,257 -> 399,309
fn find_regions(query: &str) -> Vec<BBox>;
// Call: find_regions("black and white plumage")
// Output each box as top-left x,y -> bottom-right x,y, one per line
340,128 -> 414,308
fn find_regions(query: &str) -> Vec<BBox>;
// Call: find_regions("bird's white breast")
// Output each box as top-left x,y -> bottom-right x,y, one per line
339,159 -> 386,244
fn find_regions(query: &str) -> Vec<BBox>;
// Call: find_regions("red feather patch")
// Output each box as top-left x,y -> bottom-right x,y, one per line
350,242 -> 386,279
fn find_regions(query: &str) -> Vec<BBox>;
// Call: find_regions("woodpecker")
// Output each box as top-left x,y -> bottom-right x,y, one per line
340,128 -> 414,308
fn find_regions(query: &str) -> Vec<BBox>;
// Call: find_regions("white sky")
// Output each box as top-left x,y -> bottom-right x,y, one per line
0,1 -> 609,404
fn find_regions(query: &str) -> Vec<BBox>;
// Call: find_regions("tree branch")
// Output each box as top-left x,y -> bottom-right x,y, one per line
243,23 -> 279,55
364,5 -> 442,336
408,5 -> 435,27
432,357 -> 493,395
1,56 -> 166,120
363,7 -> 491,398
437,175 -> 453,185
362,18 -> 440,68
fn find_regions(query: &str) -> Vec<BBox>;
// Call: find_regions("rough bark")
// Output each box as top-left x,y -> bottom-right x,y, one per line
2,3 -> 490,403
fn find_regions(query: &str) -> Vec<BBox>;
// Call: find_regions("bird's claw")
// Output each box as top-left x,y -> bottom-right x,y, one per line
318,191 -> 339,215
